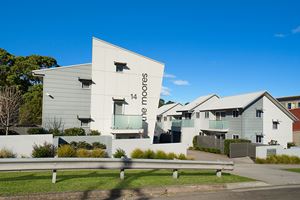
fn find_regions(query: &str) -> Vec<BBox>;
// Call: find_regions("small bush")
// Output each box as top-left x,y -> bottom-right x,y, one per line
0,148 -> 16,158
27,128 -> 49,135
32,142 -> 55,158
155,150 -> 168,159
167,152 -> 177,160
91,148 -> 106,158
89,130 -> 101,136
49,128 -> 63,136
143,149 -> 155,159
77,141 -> 93,150
131,148 -> 144,159
113,148 -> 127,158
287,142 -> 296,149
92,142 -> 106,149
57,145 -> 76,157
192,136 -> 198,148
69,141 -> 78,149
177,153 -> 187,160
224,139 -> 251,156
64,128 -> 85,136
255,155 -> 300,164
76,148 -> 91,157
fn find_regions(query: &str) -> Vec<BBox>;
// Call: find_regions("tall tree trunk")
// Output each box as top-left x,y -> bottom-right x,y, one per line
5,125 -> 9,135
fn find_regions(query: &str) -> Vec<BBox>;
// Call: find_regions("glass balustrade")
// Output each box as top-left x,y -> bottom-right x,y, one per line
112,115 -> 143,129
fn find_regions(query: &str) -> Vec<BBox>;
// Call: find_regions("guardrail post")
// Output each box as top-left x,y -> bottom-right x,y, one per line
216,169 -> 222,178
173,169 -> 178,179
52,169 -> 57,183
120,169 -> 125,180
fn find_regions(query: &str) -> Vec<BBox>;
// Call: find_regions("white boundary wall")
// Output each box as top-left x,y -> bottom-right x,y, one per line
0,135 -> 53,158
256,146 -> 300,159
111,138 -> 187,157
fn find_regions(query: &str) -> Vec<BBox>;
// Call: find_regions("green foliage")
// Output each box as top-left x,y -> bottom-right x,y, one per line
32,142 -> 55,158
198,147 -> 221,154
49,128 -> 62,136
92,142 -> 106,149
89,130 -> 101,136
255,155 -> 300,164
177,154 -> 187,160
76,141 -> 92,150
76,148 -> 90,157
224,139 -> 251,156
158,99 -> 165,108
143,149 -> 155,159
192,136 -> 198,148
131,148 -> 144,158
57,145 -> 76,157
0,148 -> 16,158
27,127 -> 48,135
63,128 -> 85,136
167,152 -> 177,160
19,84 -> 43,125
155,150 -> 168,159
287,142 -> 296,149
113,148 -> 127,158
90,148 -> 107,158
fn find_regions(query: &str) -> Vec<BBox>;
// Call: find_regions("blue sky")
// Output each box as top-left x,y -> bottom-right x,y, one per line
0,0 -> 299,103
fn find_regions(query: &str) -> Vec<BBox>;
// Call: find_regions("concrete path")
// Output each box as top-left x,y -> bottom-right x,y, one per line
232,163 -> 300,185
187,150 -> 232,162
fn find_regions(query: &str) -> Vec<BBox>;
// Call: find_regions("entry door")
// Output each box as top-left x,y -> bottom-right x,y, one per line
215,112 -> 225,121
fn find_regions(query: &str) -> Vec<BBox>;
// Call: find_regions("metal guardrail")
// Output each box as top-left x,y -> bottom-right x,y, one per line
0,158 -> 234,183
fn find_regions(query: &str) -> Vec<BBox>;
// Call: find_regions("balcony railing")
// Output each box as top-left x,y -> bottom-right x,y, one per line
112,115 -> 143,130
209,120 -> 228,130
172,119 -> 194,128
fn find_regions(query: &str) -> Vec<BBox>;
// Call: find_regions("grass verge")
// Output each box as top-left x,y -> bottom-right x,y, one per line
285,168 -> 300,173
0,169 -> 252,196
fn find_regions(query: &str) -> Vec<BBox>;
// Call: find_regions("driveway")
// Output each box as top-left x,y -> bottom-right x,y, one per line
187,150 -> 232,162
232,163 -> 300,185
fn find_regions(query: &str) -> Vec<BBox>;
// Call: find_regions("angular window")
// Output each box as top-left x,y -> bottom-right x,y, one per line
78,78 -> 92,89
233,134 -> 239,139
256,110 -> 263,118
256,135 -> 263,143
115,62 -> 128,73
273,121 -> 279,129
232,110 -> 239,118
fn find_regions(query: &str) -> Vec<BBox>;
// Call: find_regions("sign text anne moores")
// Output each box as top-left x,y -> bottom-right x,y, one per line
141,73 -> 148,121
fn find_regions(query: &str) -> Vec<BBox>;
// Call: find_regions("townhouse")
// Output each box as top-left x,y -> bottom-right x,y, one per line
33,37 -> 164,140
157,91 -> 297,148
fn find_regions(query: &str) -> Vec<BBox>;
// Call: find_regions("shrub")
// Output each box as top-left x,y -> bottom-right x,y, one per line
91,148 -> 106,158
32,142 -> 55,158
92,142 -> 106,149
57,145 -> 76,157
49,128 -> 62,136
167,152 -> 177,160
143,149 -> 155,159
113,148 -> 127,158
192,135 -> 198,148
198,147 -> 221,154
255,155 -> 300,164
76,148 -> 91,157
27,128 -> 49,135
77,141 -> 93,150
0,148 -> 16,158
64,128 -> 85,136
224,139 -> 251,156
177,153 -> 187,160
287,142 -> 296,149
131,148 -> 144,159
89,130 -> 101,136
69,141 -> 78,149
155,150 -> 168,159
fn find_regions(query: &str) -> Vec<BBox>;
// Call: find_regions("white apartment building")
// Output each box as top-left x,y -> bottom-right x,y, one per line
33,37 -> 164,140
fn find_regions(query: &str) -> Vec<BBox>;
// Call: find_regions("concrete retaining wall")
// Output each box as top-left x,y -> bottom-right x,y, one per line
256,146 -> 300,158
0,135 -> 53,158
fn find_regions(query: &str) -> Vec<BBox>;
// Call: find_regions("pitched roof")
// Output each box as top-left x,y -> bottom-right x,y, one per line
177,94 -> 218,112
202,91 -> 266,111
157,103 -> 180,116
166,104 -> 183,116
277,95 -> 300,102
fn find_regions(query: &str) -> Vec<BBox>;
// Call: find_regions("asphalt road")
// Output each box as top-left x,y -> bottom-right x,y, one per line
151,186 -> 300,200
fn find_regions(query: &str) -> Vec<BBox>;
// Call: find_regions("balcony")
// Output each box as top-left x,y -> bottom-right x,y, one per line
171,119 -> 194,128
209,120 -> 228,130
112,115 -> 143,130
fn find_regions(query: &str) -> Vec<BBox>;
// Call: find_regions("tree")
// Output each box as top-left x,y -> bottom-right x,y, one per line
165,100 -> 175,105
0,86 -> 22,135
19,84 -> 43,125
159,99 -> 165,107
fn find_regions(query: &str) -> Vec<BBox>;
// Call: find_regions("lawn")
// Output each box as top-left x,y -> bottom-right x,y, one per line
0,169 -> 252,196
285,168 -> 300,173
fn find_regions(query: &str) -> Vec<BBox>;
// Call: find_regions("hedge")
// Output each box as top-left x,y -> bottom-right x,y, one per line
130,148 -> 189,160
224,139 -> 251,156
256,155 -> 300,164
